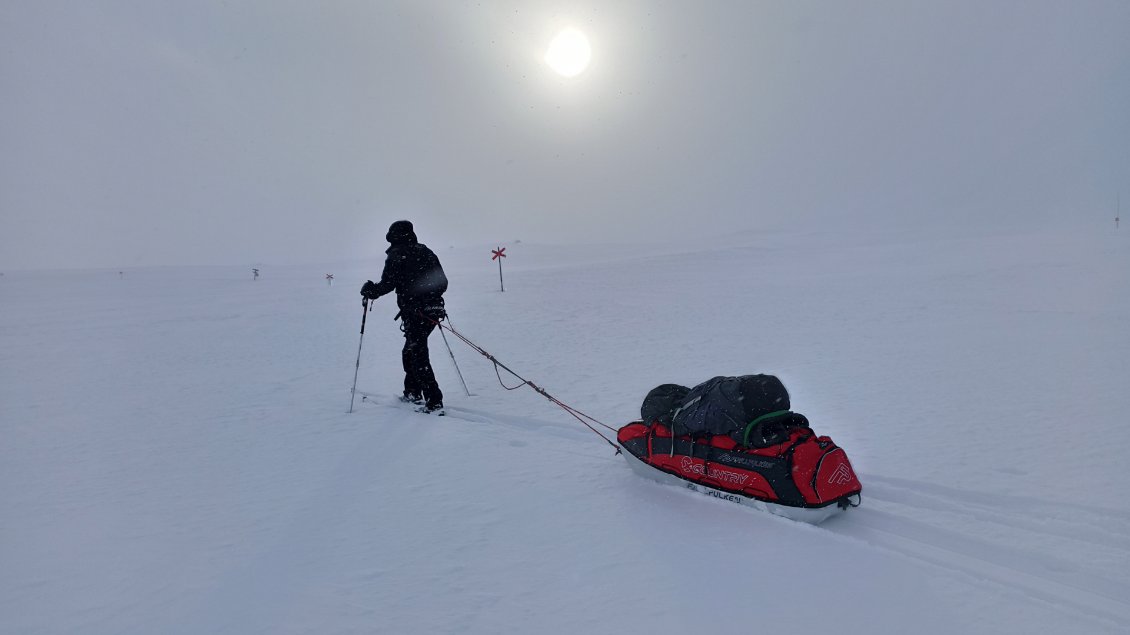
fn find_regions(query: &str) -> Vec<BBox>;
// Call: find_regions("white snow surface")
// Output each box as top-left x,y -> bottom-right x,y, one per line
2,226 -> 1128,634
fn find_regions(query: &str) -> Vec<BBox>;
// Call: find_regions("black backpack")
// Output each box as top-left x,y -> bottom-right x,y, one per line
640,384 -> 690,426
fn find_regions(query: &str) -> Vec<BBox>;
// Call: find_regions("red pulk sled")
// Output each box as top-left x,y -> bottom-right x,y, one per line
618,376 -> 862,524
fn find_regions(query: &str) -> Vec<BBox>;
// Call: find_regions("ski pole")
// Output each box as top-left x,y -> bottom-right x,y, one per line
438,311 -> 472,397
348,298 -> 370,413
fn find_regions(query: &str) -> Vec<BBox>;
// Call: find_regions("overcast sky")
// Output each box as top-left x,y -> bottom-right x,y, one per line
2,1 -> 1128,269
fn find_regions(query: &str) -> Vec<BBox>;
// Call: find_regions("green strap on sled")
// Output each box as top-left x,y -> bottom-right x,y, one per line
742,410 -> 792,447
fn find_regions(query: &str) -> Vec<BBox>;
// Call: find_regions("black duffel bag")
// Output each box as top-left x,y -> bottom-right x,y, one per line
671,375 -> 790,437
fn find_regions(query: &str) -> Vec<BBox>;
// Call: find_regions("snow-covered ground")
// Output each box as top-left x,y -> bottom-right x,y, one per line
2,224 -> 1128,634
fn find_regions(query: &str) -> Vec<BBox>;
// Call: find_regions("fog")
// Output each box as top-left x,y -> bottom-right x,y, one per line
2,1 -> 1127,270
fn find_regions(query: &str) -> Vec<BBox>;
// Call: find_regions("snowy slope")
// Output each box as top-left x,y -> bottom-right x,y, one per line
2,225 -> 1128,634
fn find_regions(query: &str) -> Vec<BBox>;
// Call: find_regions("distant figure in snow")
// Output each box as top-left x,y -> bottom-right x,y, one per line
252,268 -> 260,280
326,273 -> 334,286
361,220 -> 448,412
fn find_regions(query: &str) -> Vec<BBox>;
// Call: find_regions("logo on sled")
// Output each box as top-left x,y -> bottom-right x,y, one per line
828,463 -> 853,486
680,457 -> 750,486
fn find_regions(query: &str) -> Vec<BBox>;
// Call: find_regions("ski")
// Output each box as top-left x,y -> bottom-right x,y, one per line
356,390 -> 445,416
400,394 -> 445,415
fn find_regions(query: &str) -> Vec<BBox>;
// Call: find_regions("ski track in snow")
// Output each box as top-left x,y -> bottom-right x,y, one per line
833,475 -> 1130,626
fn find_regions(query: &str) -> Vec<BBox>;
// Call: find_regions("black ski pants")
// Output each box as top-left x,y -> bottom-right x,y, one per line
401,311 -> 443,407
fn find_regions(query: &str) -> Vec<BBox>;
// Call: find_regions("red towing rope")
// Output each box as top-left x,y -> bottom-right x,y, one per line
420,311 -> 621,454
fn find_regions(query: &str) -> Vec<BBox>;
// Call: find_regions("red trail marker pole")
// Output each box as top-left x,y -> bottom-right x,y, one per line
491,246 -> 507,292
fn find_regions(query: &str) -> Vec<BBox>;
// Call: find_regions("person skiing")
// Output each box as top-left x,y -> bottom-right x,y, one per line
361,220 -> 448,413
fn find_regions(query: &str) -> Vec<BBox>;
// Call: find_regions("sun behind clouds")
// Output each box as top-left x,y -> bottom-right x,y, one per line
544,27 -> 591,77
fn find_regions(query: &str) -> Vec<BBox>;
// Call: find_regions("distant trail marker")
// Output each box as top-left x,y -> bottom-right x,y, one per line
491,246 -> 507,292
326,273 -> 334,286
252,268 -> 260,280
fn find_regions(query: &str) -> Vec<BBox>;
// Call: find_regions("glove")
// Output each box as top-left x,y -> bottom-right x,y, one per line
360,280 -> 380,300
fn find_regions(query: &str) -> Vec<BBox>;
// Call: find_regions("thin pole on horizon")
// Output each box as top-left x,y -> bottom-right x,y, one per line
491,247 -> 507,292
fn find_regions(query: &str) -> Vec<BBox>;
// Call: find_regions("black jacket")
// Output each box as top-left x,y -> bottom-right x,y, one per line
369,239 -> 448,312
